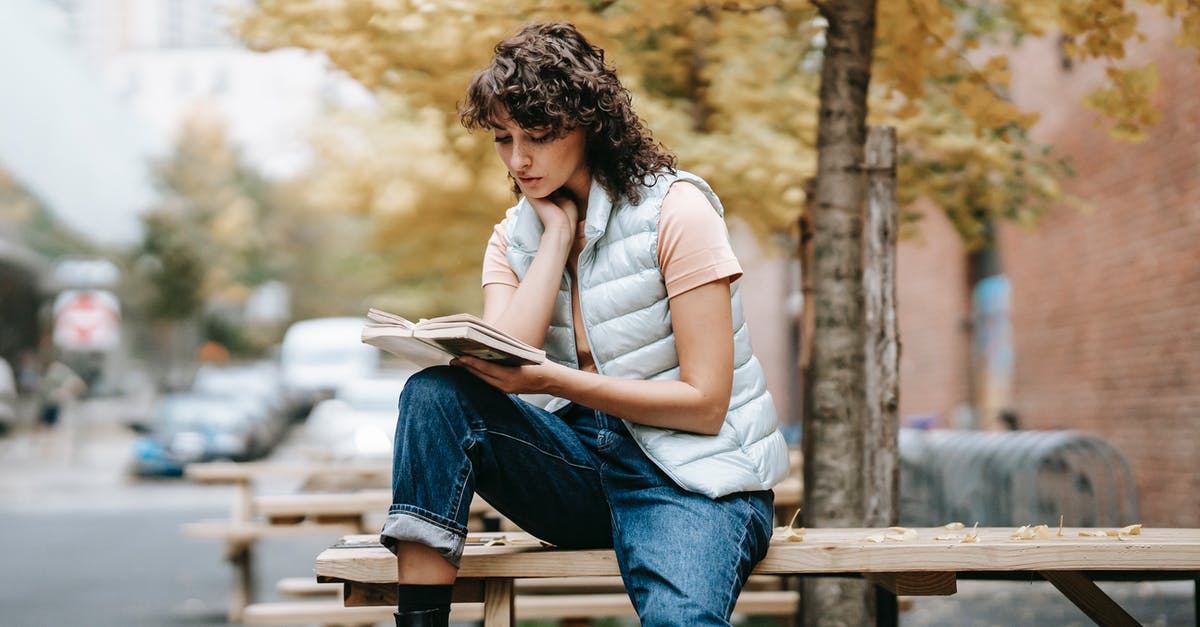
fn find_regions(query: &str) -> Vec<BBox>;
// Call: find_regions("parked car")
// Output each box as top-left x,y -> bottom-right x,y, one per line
191,362 -> 290,450
303,373 -> 412,462
130,393 -> 270,477
279,317 -> 380,419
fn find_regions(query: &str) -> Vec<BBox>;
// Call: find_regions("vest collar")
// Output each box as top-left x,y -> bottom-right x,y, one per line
581,177 -> 613,242
509,177 -> 615,252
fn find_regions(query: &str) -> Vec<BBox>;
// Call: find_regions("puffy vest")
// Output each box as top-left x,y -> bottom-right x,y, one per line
502,170 -> 789,498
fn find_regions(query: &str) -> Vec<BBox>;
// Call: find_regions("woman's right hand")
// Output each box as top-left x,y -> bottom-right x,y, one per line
528,191 -> 579,239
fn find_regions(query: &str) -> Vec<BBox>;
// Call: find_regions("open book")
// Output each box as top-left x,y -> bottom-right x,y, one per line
361,308 -> 546,368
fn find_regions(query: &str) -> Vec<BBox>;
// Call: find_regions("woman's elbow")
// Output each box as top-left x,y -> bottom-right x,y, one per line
696,402 -> 728,436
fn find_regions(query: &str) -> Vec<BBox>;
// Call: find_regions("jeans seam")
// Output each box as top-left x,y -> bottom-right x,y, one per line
452,452 -> 473,525
486,429 -> 595,472
722,499 -> 755,618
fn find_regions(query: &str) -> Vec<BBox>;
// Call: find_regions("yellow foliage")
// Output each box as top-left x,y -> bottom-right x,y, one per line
1083,63 -> 1162,142
232,0 -> 1200,311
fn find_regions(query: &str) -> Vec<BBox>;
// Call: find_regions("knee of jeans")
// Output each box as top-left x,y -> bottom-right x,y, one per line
399,366 -> 474,406
636,596 -> 728,627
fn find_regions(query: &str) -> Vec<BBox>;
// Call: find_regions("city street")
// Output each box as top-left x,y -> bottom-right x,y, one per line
0,397 -> 332,627
0,396 -> 1192,626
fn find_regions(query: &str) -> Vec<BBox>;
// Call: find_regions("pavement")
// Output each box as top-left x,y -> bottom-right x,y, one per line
0,396 -> 1193,626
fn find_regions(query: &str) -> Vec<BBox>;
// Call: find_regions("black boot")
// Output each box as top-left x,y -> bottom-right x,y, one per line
394,607 -> 449,627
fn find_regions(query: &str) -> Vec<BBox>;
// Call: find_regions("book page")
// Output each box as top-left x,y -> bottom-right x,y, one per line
366,308 -> 415,329
416,326 -> 544,364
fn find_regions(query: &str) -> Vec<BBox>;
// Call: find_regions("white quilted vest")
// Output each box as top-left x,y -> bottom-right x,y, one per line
503,170 -> 789,498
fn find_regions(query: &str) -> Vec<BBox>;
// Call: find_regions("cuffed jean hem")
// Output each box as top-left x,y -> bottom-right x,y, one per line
380,505 -> 468,568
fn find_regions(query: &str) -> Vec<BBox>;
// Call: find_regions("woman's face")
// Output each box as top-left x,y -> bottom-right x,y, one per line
492,114 -> 589,201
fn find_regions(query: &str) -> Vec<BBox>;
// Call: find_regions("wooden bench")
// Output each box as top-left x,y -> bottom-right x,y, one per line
183,461 -> 507,622
245,588 -> 798,625
316,527 -> 1200,627
182,462 -> 390,621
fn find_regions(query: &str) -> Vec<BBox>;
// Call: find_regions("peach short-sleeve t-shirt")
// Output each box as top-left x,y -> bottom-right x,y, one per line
482,182 -> 742,372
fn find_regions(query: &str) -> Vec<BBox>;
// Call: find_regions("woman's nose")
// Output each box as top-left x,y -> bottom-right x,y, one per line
509,142 -> 532,170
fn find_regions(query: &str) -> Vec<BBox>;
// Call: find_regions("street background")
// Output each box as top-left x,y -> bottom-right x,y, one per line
0,396 -> 1192,626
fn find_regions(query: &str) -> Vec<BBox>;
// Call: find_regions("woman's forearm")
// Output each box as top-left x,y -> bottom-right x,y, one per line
547,366 -> 729,435
485,225 -> 573,348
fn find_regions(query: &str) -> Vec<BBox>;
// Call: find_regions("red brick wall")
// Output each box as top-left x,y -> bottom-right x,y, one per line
739,15 -> 1198,526
995,28 -> 1200,526
895,201 -> 972,425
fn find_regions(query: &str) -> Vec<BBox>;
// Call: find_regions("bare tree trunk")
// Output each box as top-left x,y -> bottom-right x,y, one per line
801,1 -> 878,625
862,126 -> 901,624
863,125 -> 899,529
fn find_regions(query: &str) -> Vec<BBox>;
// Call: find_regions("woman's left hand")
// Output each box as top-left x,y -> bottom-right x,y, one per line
450,356 -> 563,395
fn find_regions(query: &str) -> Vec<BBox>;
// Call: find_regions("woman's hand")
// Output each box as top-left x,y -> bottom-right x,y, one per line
528,191 -> 579,240
450,356 -> 566,395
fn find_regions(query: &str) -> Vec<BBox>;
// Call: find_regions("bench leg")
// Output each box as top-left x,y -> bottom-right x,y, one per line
1039,571 -> 1141,627
482,578 -> 514,627
227,543 -> 256,622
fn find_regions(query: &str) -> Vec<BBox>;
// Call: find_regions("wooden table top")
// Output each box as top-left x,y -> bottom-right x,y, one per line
185,461 -> 391,484
316,527 -> 1200,584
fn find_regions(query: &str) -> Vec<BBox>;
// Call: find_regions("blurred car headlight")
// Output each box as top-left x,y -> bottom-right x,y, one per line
170,432 -> 206,461
212,432 -> 248,456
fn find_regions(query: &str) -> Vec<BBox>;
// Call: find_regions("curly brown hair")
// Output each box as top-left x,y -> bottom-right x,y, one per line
459,22 -> 676,204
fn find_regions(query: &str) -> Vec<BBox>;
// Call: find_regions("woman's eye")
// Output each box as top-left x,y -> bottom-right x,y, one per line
529,134 -> 552,143
493,135 -> 512,144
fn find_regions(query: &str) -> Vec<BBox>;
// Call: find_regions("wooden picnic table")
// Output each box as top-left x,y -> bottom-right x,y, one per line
315,527 -> 1200,627
183,461 -> 506,622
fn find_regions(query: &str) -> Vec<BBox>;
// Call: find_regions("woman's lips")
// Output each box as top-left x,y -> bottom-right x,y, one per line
517,176 -> 541,185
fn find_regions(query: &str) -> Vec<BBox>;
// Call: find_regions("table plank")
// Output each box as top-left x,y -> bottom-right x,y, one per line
185,461 -> 391,484
317,528 -> 1200,585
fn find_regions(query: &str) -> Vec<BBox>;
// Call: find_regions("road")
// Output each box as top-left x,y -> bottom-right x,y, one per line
0,396 -> 1192,626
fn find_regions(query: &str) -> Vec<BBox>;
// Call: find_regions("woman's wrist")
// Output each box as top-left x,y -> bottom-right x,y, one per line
538,223 -> 574,255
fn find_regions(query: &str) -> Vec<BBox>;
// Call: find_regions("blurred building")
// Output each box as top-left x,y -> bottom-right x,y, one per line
0,231 -> 48,368
894,20 -> 1199,527
41,0 -> 372,181
0,0 -> 371,249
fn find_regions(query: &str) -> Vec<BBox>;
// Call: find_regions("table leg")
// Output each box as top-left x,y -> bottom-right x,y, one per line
1038,571 -> 1140,627
227,542 -> 255,622
483,578 -> 514,627
872,584 -> 898,627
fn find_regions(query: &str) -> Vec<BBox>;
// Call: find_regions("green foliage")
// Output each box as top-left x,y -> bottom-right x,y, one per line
133,211 -> 206,321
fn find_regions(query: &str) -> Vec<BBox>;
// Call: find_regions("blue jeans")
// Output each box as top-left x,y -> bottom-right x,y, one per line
382,366 -> 775,625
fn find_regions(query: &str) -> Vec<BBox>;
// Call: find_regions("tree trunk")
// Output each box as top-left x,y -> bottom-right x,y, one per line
863,125 -> 899,530
801,1 -> 878,626
862,126 -> 901,624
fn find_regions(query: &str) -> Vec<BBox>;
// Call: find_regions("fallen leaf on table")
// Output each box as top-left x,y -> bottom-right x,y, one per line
936,522 -> 980,543
866,527 -> 917,542
1078,524 -> 1143,540
1011,524 -> 1057,540
773,508 -> 806,542
943,522 -> 965,530
1116,524 -> 1142,541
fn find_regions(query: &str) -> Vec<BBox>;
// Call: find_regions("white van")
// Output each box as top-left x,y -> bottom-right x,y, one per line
279,317 -> 379,417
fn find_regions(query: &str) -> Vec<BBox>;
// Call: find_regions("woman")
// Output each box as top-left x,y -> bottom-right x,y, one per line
384,22 -> 789,626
